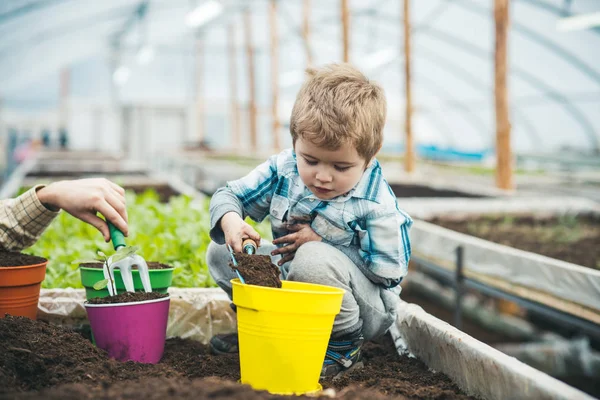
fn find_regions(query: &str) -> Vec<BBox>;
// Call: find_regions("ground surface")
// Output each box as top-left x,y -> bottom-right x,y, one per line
0,316 -> 474,400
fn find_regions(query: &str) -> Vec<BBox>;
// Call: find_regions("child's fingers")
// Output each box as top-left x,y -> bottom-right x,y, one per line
278,252 -> 295,265
271,242 -> 296,256
242,224 -> 261,243
285,223 -> 307,232
272,233 -> 294,245
226,237 -> 243,253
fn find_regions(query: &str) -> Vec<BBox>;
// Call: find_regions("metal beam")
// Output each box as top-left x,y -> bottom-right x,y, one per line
451,0 -> 600,87
0,4 -> 136,57
0,0 -> 73,26
111,1 -> 149,47
360,10 -> 598,151
411,46 -> 542,148
517,0 -> 600,35
422,26 -> 600,151
413,255 -> 600,342
414,1 -> 453,31
415,74 -> 490,145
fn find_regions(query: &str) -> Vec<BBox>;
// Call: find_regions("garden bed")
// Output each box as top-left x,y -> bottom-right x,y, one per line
122,183 -> 180,203
388,183 -> 486,198
428,214 -> 600,270
0,315 -> 473,400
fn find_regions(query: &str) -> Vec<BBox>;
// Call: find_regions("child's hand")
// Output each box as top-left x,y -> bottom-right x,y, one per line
271,224 -> 322,265
221,212 -> 261,252
36,178 -> 128,242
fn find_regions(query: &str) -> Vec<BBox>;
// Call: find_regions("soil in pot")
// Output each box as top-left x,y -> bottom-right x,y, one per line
0,252 -> 48,320
86,291 -> 168,305
81,262 -> 172,270
428,214 -> 600,269
231,253 -> 282,288
0,316 -> 474,399
0,252 -> 46,267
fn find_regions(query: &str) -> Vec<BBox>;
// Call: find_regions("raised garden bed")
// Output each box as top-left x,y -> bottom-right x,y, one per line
123,183 -> 180,203
0,315 -> 473,400
428,214 -> 600,270
400,288 -> 516,345
388,184 -> 486,198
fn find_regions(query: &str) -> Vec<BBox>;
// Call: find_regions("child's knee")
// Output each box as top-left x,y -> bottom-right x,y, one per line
288,242 -> 347,283
206,241 -> 227,272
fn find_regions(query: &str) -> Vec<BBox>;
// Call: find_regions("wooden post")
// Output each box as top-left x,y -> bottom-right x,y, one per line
244,8 -> 258,153
270,0 -> 281,151
494,0 -> 513,190
0,96 -> 4,166
302,0 -> 313,66
195,35 -> 205,145
228,23 -> 241,153
403,0 -> 415,173
110,48 -> 126,156
60,68 -> 70,130
341,0 -> 350,63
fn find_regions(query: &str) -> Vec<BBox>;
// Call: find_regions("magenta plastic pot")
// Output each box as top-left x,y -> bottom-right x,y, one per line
84,296 -> 170,364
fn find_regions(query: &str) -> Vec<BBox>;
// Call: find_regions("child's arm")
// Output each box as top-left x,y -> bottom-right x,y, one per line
356,210 -> 412,289
209,154 -> 279,250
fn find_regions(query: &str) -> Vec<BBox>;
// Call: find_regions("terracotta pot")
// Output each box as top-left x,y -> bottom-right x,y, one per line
0,259 -> 48,320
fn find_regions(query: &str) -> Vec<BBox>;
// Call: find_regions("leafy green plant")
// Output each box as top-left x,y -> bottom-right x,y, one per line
26,189 -> 272,289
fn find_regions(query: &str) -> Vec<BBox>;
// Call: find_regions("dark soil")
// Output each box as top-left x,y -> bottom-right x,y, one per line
81,262 -> 172,270
123,184 -> 180,203
232,253 -> 282,288
86,292 -> 168,305
0,316 -> 474,399
429,214 -> 600,269
388,184 -> 485,198
0,252 -> 47,268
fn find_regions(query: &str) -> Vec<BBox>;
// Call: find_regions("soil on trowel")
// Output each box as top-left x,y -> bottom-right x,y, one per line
429,214 -> 600,270
81,261 -> 172,270
86,291 -> 168,305
0,252 -> 47,268
1,316 -> 474,399
231,253 -> 282,288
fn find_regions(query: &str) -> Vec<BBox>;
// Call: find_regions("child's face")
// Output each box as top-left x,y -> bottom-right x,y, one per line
295,138 -> 368,200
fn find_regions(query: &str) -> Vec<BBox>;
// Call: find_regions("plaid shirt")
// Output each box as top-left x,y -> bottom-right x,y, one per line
210,149 -> 412,289
0,186 -> 58,251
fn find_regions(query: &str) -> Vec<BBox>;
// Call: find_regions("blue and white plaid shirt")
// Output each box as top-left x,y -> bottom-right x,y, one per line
211,149 -> 412,290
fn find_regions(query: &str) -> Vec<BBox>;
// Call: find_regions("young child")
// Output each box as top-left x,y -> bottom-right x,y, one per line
207,63 -> 412,377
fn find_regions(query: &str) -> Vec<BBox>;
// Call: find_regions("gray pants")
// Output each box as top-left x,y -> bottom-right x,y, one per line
207,240 -> 398,340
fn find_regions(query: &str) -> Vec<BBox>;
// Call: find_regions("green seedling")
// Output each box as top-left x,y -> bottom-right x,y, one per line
75,246 -> 140,291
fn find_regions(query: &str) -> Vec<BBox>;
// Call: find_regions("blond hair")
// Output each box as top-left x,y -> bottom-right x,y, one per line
290,63 -> 386,162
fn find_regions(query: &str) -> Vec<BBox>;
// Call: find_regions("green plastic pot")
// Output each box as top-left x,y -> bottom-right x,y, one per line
80,265 -> 175,299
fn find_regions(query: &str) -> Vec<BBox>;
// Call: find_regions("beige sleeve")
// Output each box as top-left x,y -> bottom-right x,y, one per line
0,185 -> 60,251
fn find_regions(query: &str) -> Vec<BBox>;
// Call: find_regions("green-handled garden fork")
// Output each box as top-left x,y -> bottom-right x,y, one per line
102,221 -> 152,296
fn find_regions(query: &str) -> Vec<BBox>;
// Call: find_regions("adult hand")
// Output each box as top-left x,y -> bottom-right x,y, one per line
220,211 -> 261,253
271,223 -> 322,265
36,178 -> 128,242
